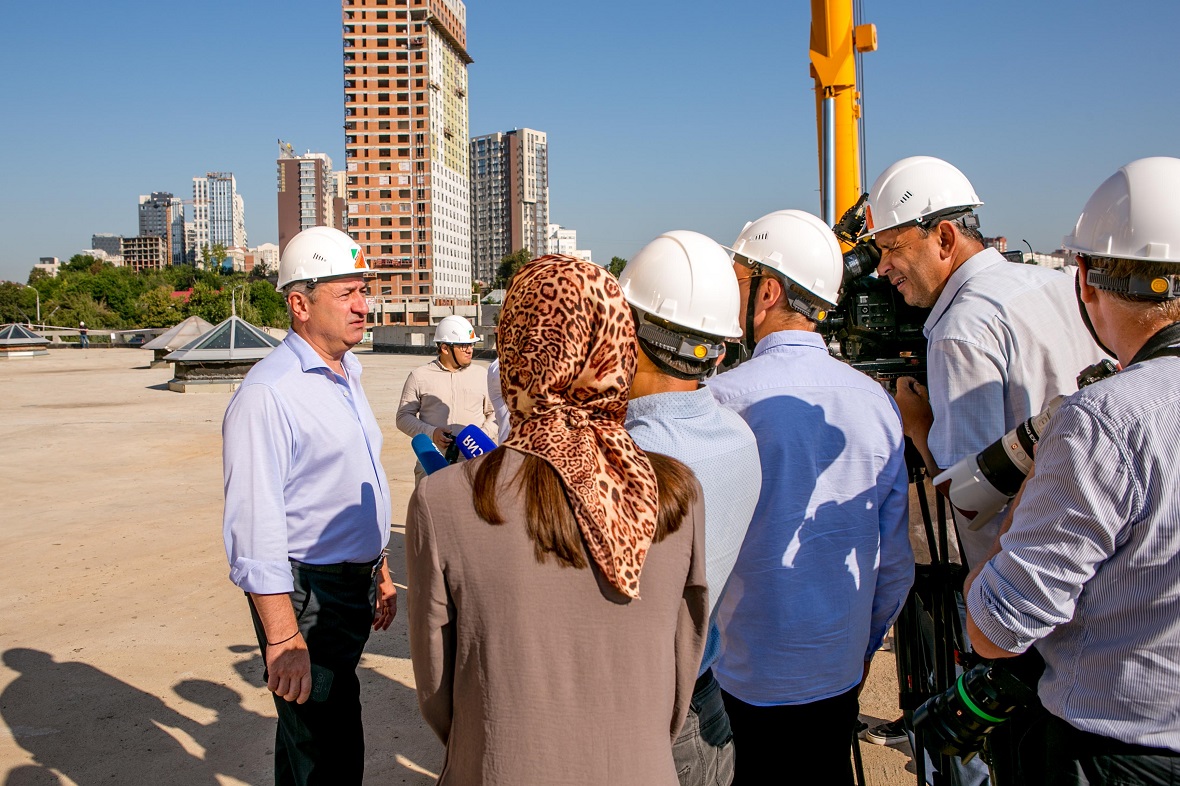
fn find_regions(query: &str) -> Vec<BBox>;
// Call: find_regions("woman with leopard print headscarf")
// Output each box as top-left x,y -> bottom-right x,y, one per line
405,254 -> 709,785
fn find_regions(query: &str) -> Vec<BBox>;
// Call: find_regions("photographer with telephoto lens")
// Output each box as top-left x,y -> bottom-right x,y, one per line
862,156 -> 1106,784
965,157 -> 1180,785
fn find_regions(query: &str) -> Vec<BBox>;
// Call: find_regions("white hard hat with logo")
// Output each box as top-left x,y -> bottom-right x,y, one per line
865,156 -> 983,236
619,230 -> 743,341
729,209 -> 843,314
277,226 -> 370,290
434,315 -> 477,344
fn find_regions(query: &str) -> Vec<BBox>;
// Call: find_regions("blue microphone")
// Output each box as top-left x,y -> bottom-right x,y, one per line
411,433 -> 450,475
455,424 -> 497,460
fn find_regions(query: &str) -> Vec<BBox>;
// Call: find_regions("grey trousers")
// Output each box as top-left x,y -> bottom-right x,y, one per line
673,669 -> 735,786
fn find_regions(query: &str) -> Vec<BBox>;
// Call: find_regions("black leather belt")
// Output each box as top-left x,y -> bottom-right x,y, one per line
289,557 -> 382,577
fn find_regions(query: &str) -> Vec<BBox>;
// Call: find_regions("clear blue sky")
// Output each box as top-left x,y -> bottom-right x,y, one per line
1,0 -> 1178,283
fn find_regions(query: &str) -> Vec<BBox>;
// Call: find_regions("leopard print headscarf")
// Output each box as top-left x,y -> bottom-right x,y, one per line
498,255 -> 659,599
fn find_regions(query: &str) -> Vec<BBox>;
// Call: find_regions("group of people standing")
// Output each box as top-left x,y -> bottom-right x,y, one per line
222,154 -> 1180,786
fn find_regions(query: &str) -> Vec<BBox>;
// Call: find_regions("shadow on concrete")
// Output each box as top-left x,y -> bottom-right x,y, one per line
1,648 -> 219,785
3,764 -> 64,785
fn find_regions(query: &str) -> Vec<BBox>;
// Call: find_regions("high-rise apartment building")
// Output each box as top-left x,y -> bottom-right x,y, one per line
342,0 -> 473,325
121,235 -> 169,273
276,145 -> 346,256
470,128 -> 549,285
138,192 -> 186,266
192,172 -> 247,263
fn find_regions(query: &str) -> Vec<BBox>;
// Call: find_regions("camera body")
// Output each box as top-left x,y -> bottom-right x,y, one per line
822,262 -> 929,384
822,196 -> 930,386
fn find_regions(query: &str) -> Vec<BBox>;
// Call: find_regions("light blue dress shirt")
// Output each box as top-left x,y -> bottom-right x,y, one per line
708,330 -> 912,705
626,386 -> 762,675
923,249 -> 1106,568
968,354 -> 1180,751
222,331 -> 392,595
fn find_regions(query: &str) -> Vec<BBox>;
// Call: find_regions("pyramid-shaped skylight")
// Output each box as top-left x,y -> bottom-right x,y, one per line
165,316 -> 280,362
0,323 -> 50,346
142,316 -> 214,351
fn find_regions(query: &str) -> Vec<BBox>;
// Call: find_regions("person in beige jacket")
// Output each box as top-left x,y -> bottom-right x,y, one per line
396,315 -> 496,477
405,255 -> 709,785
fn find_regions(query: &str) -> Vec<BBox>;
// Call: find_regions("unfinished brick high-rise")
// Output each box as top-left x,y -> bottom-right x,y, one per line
342,0 -> 472,326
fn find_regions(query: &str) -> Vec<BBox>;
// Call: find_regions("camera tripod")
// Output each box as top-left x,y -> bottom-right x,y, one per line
893,441 -> 971,786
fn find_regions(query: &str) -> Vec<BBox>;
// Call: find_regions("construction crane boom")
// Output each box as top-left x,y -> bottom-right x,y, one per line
809,0 -> 877,243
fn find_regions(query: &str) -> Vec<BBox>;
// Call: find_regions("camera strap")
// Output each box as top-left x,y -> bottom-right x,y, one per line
1128,321 -> 1180,368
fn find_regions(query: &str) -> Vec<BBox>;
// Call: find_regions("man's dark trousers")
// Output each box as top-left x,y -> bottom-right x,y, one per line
721,685 -> 859,785
249,561 -> 376,786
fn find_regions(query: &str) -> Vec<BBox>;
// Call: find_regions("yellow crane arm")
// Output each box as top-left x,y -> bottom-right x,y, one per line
809,0 -> 877,243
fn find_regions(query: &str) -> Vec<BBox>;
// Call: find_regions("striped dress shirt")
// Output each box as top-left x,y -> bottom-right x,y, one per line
967,353 -> 1180,751
922,248 -> 1106,569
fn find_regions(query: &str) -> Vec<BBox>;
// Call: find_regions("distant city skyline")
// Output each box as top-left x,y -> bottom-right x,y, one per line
1,1 -> 1178,283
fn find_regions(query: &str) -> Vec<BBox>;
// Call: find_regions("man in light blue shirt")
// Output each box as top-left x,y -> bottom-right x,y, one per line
618,231 -> 761,786
966,157 -> 1180,783
223,227 -> 396,786
708,211 -> 912,785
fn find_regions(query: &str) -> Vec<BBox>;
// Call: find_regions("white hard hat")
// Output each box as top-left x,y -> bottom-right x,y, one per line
1064,157 -> 1180,264
434,315 -> 476,344
277,226 -> 370,290
728,209 -> 843,311
865,156 -> 983,236
619,230 -> 743,340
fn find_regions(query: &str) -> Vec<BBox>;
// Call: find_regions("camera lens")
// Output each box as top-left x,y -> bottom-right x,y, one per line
842,241 -> 881,287
913,662 -> 1038,757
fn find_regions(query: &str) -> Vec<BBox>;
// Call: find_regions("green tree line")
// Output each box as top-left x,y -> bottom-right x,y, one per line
0,255 -> 288,330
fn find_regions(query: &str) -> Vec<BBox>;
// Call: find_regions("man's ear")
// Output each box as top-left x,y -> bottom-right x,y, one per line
1076,256 -> 1100,306
938,221 -> 957,259
760,274 -> 784,310
288,292 -> 311,324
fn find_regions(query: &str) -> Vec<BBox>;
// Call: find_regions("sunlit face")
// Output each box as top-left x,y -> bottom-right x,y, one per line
305,276 -> 369,350
440,342 -> 474,370
874,225 -> 949,308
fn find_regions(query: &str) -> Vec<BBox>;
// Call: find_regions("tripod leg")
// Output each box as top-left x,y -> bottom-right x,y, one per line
852,727 -> 866,786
